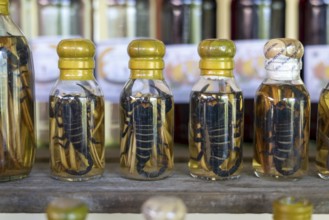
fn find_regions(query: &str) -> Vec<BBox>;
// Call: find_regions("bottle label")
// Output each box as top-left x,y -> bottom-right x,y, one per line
96,42 -> 199,103
233,39 -> 267,98
304,45 -> 329,102
31,36 -> 66,102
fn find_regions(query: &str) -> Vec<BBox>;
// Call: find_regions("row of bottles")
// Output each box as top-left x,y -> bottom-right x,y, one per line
45,196 -> 313,220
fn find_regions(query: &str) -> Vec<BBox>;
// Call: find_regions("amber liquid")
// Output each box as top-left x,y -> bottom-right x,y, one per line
316,88 -> 329,179
253,84 -> 310,180
188,91 -> 243,180
49,95 -> 105,181
120,94 -> 174,180
0,36 -> 35,181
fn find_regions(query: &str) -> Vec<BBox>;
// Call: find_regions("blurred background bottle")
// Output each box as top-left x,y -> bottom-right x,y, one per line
299,0 -> 329,139
94,0 -> 152,148
32,0 -> 92,148
230,0 -> 286,141
158,0 -> 217,144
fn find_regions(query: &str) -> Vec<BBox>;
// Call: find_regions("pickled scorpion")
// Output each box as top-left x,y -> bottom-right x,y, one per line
50,84 -> 99,175
191,84 -> 243,177
263,86 -> 307,176
121,86 -> 173,178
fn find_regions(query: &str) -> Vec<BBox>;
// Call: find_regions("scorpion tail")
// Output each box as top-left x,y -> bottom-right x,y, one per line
211,147 -> 242,177
137,163 -> 168,179
66,152 -> 94,176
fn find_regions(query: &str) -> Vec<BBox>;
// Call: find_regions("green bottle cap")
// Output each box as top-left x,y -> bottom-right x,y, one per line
128,39 -> 165,80
198,39 -> 236,76
57,38 -> 95,80
46,198 -> 89,220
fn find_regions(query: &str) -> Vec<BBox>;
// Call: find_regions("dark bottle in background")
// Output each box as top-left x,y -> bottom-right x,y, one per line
158,0 -> 217,144
230,0 -> 286,141
299,0 -> 329,139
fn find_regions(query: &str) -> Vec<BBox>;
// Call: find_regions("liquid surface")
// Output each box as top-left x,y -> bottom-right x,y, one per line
253,83 -> 310,179
49,90 -> 105,181
0,36 -> 35,181
188,90 -> 244,180
120,92 -> 174,180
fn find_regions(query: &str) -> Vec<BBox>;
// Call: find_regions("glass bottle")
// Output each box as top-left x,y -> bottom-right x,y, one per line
316,84 -> 329,179
49,39 -> 105,181
120,39 -> 174,180
0,0 -> 36,181
273,197 -> 313,220
299,0 -> 329,139
230,0 -> 286,141
46,198 -> 88,220
253,38 -> 310,180
188,39 -> 244,180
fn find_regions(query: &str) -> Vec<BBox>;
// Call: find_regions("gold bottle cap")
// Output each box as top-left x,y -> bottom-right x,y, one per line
198,39 -> 236,76
46,198 -> 88,220
273,197 -> 313,220
128,39 -> 165,70
0,0 -> 9,15
57,38 -> 95,80
264,38 -> 304,59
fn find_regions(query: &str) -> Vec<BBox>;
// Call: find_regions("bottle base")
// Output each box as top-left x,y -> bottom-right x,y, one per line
317,173 -> 329,180
0,174 -> 29,182
190,172 -> 240,181
254,171 -> 301,181
51,174 -> 103,182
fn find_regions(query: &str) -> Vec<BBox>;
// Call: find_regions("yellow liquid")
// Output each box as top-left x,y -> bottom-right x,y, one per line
253,84 -> 310,180
316,89 -> 329,179
188,91 -> 244,180
0,36 -> 35,181
49,95 -> 105,181
120,94 -> 174,180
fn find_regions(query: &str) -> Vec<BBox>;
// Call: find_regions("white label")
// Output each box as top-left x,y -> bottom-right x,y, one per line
234,39 -> 267,98
304,45 -> 329,102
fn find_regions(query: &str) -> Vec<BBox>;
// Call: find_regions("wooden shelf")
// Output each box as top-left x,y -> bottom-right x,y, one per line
0,143 -> 326,214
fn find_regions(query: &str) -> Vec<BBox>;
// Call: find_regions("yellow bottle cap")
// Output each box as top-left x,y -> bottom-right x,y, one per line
128,38 -> 165,70
264,38 -> 304,59
273,197 -> 313,220
198,39 -> 236,76
0,0 -> 9,15
57,38 -> 95,80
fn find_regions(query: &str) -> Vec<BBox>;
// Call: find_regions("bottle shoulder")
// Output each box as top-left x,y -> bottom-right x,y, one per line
191,76 -> 242,94
0,16 -> 24,37
121,79 -> 173,98
50,80 -> 103,98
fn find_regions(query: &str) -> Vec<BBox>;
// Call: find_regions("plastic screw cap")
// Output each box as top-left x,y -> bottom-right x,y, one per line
198,39 -> 236,70
0,0 -> 9,15
57,38 -> 95,69
264,38 -> 304,59
128,39 -> 166,70
46,198 -> 88,220
273,196 -> 313,220
142,196 -> 187,220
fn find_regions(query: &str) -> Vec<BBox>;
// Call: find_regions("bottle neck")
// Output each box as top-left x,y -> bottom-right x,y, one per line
265,56 -> 302,81
130,70 -> 163,80
200,69 -> 234,77
59,69 -> 94,81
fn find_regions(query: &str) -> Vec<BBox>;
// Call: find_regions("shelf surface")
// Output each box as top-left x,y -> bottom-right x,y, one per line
0,144 -> 326,214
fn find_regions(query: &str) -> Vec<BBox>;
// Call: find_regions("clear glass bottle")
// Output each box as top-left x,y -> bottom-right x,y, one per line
188,39 -> 244,180
49,39 -> 105,181
253,38 -> 310,180
0,0 -> 36,181
316,84 -> 329,179
46,198 -> 88,220
273,197 -> 313,220
120,39 -> 174,180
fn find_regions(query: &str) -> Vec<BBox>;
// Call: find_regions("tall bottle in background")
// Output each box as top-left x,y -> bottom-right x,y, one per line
32,0 -> 92,148
0,0 -> 36,181
299,0 -> 329,139
158,0 -> 217,144
230,0 -> 286,141
95,0 -> 151,148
